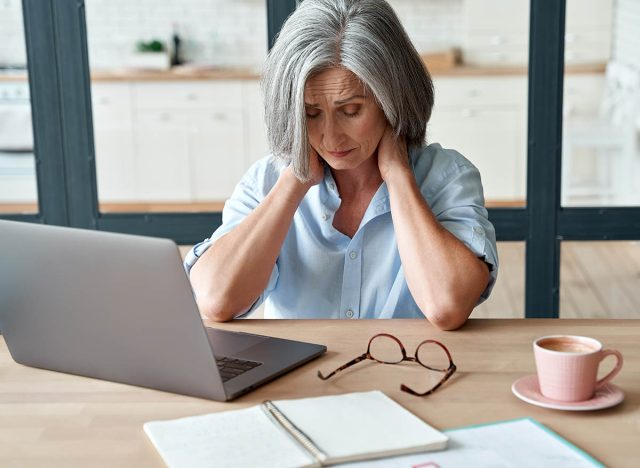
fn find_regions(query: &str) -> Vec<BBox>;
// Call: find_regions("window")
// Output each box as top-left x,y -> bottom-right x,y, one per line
4,0 -> 638,318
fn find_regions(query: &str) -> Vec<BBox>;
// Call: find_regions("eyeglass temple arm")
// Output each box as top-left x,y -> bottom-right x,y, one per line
400,363 -> 457,396
317,353 -> 369,380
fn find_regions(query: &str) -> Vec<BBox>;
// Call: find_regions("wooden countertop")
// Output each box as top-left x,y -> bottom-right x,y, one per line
0,63 -> 606,82
0,199 -> 526,215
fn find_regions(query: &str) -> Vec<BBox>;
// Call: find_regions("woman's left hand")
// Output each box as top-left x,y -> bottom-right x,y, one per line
377,124 -> 411,182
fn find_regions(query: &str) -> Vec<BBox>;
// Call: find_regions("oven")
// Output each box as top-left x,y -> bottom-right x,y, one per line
0,79 -> 37,203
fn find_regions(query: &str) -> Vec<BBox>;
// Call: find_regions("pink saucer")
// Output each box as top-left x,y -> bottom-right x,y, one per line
511,374 -> 624,411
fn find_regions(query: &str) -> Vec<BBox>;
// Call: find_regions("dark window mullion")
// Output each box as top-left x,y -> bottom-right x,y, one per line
488,208 -> 528,241
559,208 -> 640,241
97,213 -> 222,246
525,0 -> 566,317
51,0 -> 99,229
19,0 -> 98,228
266,0 -> 298,51
20,0 -> 69,225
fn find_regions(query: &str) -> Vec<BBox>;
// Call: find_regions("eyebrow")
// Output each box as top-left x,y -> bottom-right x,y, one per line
304,94 -> 366,107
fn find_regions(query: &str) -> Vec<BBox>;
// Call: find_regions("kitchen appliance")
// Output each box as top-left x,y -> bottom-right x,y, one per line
0,76 -> 38,203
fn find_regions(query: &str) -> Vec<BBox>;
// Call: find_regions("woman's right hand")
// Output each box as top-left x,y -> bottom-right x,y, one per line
283,144 -> 324,189
306,144 -> 325,186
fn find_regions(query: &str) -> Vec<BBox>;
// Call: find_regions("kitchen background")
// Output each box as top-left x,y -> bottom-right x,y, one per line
1,0 -> 639,318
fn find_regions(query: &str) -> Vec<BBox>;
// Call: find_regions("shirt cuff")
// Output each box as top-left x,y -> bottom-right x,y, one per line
183,238 -> 214,275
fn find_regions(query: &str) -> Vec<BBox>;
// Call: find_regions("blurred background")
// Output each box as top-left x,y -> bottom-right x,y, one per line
1,0 -> 638,318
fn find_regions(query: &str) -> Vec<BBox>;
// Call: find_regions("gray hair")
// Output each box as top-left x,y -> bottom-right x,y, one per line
261,0 -> 434,181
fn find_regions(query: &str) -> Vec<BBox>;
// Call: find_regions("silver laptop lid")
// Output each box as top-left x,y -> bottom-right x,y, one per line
0,220 -> 227,400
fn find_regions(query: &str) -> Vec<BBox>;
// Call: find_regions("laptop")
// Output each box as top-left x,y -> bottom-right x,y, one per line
0,220 -> 326,401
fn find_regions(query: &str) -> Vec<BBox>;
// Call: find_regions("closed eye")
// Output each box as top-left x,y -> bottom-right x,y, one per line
342,104 -> 361,118
305,105 -> 361,119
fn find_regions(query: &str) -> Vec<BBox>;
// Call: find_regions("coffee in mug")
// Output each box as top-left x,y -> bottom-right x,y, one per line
538,337 -> 599,354
533,335 -> 623,402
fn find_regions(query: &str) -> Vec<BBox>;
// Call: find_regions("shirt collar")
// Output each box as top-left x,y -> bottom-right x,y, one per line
320,148 -> 420,216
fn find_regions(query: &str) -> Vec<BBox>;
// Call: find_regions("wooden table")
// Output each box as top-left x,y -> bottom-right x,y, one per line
1,319 -> 638,467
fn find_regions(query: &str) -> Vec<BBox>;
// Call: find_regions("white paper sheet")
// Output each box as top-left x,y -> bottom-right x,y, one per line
337,418 -> 603,468
144,406 -> 313,468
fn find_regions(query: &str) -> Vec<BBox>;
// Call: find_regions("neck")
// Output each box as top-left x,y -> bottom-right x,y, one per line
331,155 -> 383,200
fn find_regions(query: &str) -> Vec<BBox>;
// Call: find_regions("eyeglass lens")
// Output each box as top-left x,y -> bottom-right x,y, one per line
368,335 -> 451,392
368,335 -> 404,364
369,335 -> 450,370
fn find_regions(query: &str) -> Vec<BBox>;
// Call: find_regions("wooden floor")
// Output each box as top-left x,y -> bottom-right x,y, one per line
180,241 -> 640,319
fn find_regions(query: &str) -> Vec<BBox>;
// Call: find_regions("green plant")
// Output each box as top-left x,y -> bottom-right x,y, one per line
136,39 -> 166,53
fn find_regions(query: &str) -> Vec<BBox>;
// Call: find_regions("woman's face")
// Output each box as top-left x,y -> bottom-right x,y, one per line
304,67 -> 387,172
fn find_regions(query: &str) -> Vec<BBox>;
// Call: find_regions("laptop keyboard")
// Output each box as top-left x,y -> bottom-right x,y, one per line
215,356 -> 262,382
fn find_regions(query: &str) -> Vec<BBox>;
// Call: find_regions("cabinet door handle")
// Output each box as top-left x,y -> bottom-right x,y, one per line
159,112 -> 171,122
186,93 -> 198,101
212,113 -> 227,121
461,109 -> 475,118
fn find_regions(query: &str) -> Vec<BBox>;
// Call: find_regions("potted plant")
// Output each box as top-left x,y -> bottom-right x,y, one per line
126,39 -> 170,70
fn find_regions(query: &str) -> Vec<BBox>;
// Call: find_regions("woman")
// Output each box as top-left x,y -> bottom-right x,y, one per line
186,0 -> 498,330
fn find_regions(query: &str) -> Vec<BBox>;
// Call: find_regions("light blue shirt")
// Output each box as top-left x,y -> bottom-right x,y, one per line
185,143 -> 498,319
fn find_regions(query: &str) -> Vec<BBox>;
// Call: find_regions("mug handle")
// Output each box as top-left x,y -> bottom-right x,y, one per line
595,349 -> 624,389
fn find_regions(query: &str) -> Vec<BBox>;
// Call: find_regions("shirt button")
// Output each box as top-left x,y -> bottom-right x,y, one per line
329,182 -> 335,190
322,213 -> 328,221
349,251 -> 358,260
345,309 -> 354,318
473,226 -> 484,235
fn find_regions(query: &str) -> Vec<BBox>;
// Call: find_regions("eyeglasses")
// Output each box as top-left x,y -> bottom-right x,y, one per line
317,333 -> 456,396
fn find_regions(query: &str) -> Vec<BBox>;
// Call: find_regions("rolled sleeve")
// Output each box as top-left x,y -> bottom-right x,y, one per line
427,160 -> 499,304
183,156 -> 281,317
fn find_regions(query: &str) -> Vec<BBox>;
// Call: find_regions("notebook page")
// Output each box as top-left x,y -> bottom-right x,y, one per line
336,418 -> 602,467
143,406 -> 314,468
274,390 -> 448,463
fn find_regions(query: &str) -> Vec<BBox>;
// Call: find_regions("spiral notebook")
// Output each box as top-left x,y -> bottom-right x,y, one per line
143,391 -> 448,468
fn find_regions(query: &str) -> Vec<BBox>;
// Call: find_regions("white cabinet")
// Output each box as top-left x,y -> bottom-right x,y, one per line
131,80 -> 245,202
90,74 -> 606,207
462,0 -> 529,65
0,154 -> 38,202
462,0 -> 529,66
133,80 -> 245,201
429,76 -> 528,202
191,108 -> 245,200
563,73 -> 605,120
92,80 -> 250,203
429,108 -> 526,201
133,110 -> 192,201
243,81 -> 270,166
92,83 -> 137,201
462,0 -> 612,66
133,81 -> 243,110
565,0 -> 612,65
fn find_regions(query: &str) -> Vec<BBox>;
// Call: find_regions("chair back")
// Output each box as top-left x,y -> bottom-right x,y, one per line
600,61 -> 640,129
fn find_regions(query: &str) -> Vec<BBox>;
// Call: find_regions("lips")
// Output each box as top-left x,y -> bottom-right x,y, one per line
327,149 -> 354,158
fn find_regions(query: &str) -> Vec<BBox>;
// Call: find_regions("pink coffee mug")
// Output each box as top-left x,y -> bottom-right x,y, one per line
533,335 -> 623,402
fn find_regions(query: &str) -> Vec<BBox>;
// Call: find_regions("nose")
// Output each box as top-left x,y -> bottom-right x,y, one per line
321,116 -> 346,151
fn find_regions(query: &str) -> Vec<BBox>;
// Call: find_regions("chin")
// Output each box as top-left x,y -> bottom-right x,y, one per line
322,151 -> 370,171
325,159 -> 358,171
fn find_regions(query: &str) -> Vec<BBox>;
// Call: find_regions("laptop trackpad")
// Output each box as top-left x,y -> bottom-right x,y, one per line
205,328 -> 269,356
